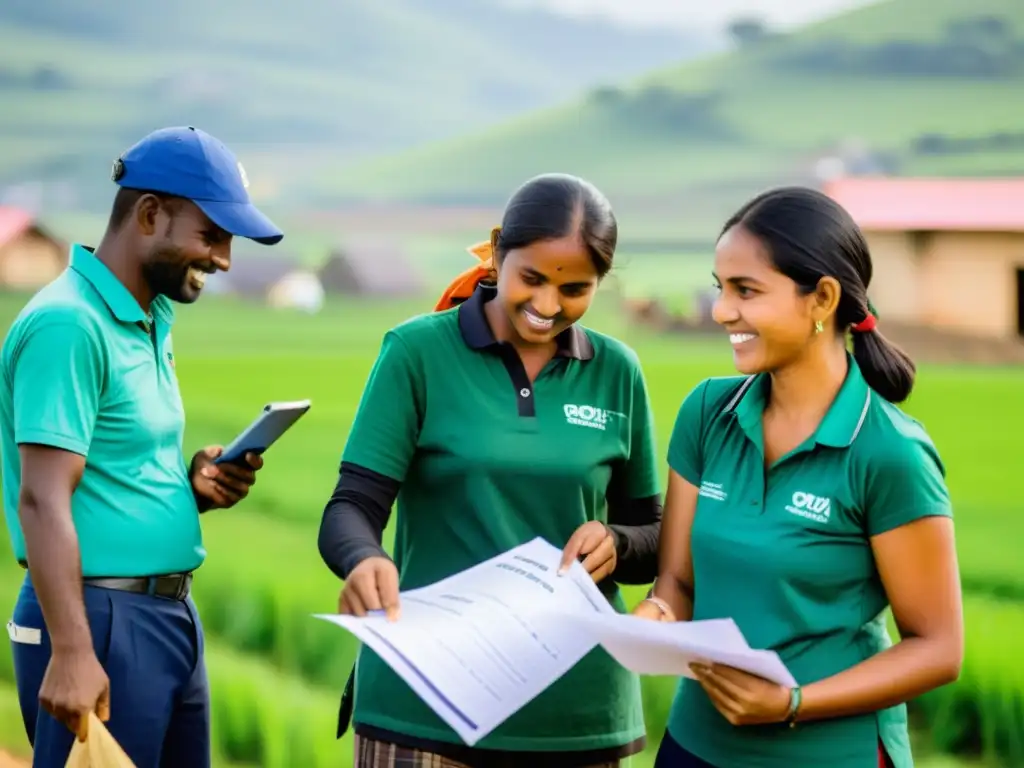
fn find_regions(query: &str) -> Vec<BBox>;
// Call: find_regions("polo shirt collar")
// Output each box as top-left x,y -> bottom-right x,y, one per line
70,244 -> 175,328
457,282 -> 594,361
727,354 -> 872,450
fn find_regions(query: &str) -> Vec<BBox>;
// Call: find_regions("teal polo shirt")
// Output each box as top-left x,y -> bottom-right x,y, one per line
0,244 -> 205,577
664,357 -> 953,768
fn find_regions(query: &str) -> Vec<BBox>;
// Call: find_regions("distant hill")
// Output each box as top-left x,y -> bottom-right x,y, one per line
0,0 -> 713,210
309,0 -> 1024,235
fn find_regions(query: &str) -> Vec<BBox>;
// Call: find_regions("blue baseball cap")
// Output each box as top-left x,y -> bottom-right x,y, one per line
111,126 -> 283,245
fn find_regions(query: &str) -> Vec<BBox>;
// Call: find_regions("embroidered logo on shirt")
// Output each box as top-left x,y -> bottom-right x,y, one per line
698,481 -> 727,501
562,404 -> 622,431
786,491 -> 832,523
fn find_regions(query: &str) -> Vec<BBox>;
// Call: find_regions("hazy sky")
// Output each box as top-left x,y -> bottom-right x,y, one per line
508,0 -> 878,32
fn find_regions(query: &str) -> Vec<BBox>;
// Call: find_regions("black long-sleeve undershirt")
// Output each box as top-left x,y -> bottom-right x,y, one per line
317,461 -> 662,585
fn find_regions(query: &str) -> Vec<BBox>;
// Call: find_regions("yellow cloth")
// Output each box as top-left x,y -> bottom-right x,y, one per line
65,713 -> 135,768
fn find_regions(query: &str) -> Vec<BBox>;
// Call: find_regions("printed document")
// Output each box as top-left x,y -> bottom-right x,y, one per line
317,536 -> 797,745
555,611 -> 798,689
315,537 -> 615,746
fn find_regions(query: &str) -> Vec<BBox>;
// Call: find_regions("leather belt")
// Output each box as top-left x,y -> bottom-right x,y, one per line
83,572 -> 193,602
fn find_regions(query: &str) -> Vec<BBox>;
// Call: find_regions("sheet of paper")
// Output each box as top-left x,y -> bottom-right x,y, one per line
315,537 -> 615,746
560,611 -> 797,689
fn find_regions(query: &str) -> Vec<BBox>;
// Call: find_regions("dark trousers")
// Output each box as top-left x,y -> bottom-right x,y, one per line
653,729 -> 893,767
9,574 -> 210,768
653,731 -> 716,768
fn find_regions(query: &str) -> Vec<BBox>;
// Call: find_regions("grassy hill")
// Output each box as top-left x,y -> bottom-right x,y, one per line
308,0 -> 1024,234
0,0 -> 712,209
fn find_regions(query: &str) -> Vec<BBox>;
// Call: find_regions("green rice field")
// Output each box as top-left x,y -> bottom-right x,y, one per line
0,279 -> 1018,767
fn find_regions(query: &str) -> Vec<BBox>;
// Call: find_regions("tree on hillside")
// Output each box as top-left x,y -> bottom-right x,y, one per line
727,16 -> 770,47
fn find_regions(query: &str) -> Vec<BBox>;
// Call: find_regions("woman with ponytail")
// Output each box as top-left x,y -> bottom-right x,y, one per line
637,186 -> 963,768
318,173 -> 662,767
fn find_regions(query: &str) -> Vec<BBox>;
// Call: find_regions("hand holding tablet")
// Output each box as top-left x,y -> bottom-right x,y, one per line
213,399 -> 312,465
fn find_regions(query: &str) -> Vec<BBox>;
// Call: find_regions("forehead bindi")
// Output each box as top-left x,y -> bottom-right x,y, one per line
515,236 -> 594,282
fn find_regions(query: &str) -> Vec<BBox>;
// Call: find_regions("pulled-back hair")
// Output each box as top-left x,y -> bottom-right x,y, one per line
722,186 -> 916,403
433,173 -> 617,311
494,173 -> 616,277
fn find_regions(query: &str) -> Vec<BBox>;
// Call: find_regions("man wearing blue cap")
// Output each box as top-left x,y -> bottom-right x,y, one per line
0,126 -> 283,767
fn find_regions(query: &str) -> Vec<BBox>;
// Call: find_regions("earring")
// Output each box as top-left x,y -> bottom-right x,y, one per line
814,320 -> 824,334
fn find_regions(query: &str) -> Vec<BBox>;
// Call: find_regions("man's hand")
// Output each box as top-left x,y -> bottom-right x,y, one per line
559,521 -> 617,583
190,445 -> 263,511
340,556 -> 401,621
39,647 -> 110,742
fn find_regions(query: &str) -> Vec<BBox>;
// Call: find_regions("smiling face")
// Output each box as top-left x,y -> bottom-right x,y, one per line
490,234 -> 600,347
712,224 -> 833,374
140,199 -> 232,304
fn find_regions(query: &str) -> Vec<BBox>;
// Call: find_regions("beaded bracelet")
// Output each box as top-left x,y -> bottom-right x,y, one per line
784,686 -> 803,728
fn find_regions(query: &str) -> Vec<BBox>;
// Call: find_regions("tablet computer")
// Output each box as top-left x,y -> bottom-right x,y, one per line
214,399 -> 312,465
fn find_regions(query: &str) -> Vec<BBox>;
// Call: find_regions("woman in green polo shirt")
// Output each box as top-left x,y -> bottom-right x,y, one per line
637,186 -> 964,768
318,173 -> 664,768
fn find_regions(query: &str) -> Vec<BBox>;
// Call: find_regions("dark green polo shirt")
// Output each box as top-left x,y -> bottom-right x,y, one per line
0,244 -> 204,578
664,357 -> 952,768
344,284 -> 660,753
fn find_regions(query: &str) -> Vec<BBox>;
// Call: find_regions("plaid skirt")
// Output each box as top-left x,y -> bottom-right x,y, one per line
353,734 -> 622,768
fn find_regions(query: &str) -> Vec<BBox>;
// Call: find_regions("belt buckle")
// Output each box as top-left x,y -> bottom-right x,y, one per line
174,573 -> 192,601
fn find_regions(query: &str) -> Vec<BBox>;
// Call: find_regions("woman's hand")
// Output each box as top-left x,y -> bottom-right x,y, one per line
559,521 -> 617,583
690,663 -> 792,726
632,597 -> 677,622
339,556 -> 401,621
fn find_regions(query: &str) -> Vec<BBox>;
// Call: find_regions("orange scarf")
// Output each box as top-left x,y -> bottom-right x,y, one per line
433,240 -> 497,312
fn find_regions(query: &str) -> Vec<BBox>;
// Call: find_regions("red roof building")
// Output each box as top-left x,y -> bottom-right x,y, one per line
822,177 -> 1024,340
0,208 -> 67,292
0,207 -> 34,246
